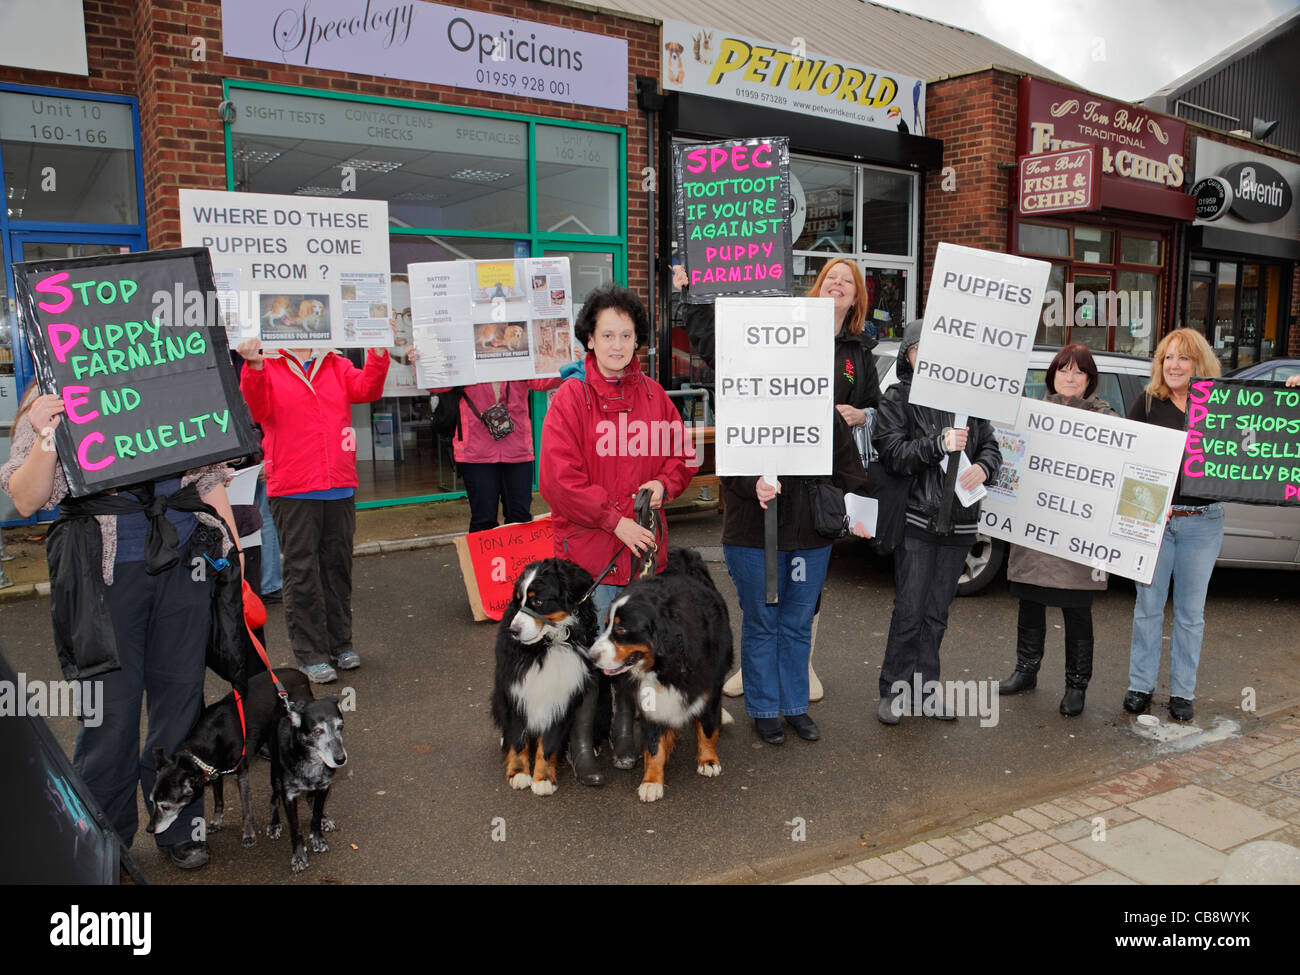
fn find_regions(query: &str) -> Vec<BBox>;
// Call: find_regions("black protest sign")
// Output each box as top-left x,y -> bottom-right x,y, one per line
14,248 -> 258,497
1184,377 -> 1300,505
673,137 -> 793,304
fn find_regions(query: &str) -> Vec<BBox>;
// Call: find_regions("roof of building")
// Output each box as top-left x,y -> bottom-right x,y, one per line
567,0 -> 1072,83
1145,5 -> 1300,101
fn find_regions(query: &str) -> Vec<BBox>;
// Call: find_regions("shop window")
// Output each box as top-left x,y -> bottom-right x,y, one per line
1018,223 -> 1070,257
535,125 -> 618,236
1120,234 -> 1161,266
229,88 -> 528,232
1072,226 -> 1113,264
791,158 -> 854,253
1115,271 -> 1159,356
0,91 -> 138,224
860,168 -> 913,256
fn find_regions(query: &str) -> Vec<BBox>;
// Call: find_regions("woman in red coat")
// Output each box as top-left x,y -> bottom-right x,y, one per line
236,340 -> 390,684
539,285 -> 694,786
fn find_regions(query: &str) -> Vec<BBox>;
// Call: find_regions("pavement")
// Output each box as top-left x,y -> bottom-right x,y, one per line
787,714 -> 1300,885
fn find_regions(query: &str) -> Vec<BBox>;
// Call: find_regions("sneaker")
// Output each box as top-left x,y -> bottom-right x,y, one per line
166,840 -> 209,870
335,650 -> 360,670
301,662 -> 338,684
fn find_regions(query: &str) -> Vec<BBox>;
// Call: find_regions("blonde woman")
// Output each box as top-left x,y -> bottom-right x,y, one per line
1123,328 -> 1222,722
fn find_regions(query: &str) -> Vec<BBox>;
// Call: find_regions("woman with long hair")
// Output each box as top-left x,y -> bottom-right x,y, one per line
1123,328 -> 1222,722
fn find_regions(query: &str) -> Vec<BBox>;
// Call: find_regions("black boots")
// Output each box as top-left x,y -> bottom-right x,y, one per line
1060,621 -> 1093,717
568,684 -> 605,786
1000,605 -> 1045,695
611,676 -> 640,770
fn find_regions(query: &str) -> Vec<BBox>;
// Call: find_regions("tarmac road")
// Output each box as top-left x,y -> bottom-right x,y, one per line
2,506 -> 1298,885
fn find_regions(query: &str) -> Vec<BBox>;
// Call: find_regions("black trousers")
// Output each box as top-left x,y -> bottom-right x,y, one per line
77,557 -> 209,848
879,533 -> 969,698
459,461 -> 535,534
270,496 -> 356,667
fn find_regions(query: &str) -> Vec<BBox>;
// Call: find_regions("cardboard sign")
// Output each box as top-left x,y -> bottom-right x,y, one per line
982,398 -> 1185,584
409,258 -> 575,386
714,297 -> 834,476
179,189 -> 391,348
454,517 -> 556,622
13,248 -> 259,497
1184,378 -> 1300,505
910,243 -> 1051,424
674,137 -> 793,304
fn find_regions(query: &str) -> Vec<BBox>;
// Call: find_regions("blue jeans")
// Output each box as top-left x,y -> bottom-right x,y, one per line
256,479 -> 283,594
591,582 -> 622,630
724,544 -> 831,718
1129,504 -> 1224,700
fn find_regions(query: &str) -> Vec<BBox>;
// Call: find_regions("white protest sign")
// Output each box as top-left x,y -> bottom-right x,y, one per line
715,297 -> 834,476
910,243 -> 1051,423
409,258 -> 575,386
982,398 -> 1185,584
179,189 -> 390,348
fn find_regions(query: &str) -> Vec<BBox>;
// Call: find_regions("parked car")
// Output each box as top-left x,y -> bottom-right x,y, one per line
877,349 -> 1300,595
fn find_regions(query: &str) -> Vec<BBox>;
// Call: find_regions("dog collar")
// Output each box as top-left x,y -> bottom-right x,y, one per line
179,750 -> 225,782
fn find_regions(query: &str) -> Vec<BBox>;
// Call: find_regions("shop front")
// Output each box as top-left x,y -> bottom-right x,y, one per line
0,83 -> 146,524
1186,137 -> 1299,370
653,18 -> 942,390
1013,78 -> 1194,356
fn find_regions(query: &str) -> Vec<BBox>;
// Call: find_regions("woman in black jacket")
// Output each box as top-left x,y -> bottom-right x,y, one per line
674,259 -> 878,701
874,321 -> 1002,724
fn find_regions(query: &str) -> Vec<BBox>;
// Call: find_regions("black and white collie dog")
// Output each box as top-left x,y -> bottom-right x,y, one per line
491,558 -> 599,796
587,548 -> 733,802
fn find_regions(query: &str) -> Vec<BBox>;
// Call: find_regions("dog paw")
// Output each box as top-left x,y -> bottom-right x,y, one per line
290,850 -> 309,873
310,834 -> 331,853
530,779 -> 557,796
266,823 -> 282,840
637,781 -> 665,803
320,816 -> 337,833
697,761 -> 721,777
508,772 -> 532,790
242,832 -> 257,848
206,820 -> 223,832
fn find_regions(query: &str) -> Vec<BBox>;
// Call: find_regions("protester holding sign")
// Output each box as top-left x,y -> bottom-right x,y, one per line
875,321 -> 1001,724
425,380 -> 561,534
539,285 -> 693,784
1124,329 -> 1222,723
236,340 -> 389,684
721,416 -> 870,745
1000,346 -> 1117,716
673,259 -> 879,701
1,384 -> 243,871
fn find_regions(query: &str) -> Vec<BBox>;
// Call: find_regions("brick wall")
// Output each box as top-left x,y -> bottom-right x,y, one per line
920,69 -> 1020,289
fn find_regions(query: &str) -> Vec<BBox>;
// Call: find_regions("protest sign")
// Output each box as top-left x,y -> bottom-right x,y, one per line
982,398 -> 1185,583
454,517 -> 555,622
179,189 -> 391,348
13,247 -> 259,497
714,297 -> 834,476
910,243 -> 1051,424
408,257 -> 575,387
674,138 -> 793,304
1184,378 -> 1300,505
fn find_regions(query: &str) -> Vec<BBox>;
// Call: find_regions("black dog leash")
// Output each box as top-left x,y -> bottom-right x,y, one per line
576,488 -> 660,606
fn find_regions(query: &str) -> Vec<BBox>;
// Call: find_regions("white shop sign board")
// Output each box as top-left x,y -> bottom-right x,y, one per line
983,398 -> 1186,584
179,189 -> 391,349
910,243 -> 1051,424
715,297 -> 834,476
408,258 -> 575,385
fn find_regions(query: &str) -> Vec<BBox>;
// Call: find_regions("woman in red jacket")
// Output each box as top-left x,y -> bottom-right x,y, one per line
539,285 -> 694,786
236,340 -> 390,683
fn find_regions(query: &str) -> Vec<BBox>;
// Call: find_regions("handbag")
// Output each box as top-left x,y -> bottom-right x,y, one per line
465,393 -> 515,440
807,479 -> 849,539
864,459 -> 911,554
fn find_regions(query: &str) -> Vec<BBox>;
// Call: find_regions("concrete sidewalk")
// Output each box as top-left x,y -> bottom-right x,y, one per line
788,714 -> 1300,885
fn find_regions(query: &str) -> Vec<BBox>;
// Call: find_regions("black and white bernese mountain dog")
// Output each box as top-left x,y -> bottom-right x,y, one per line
587,548 -> 733,802
491,558 -> 599,796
